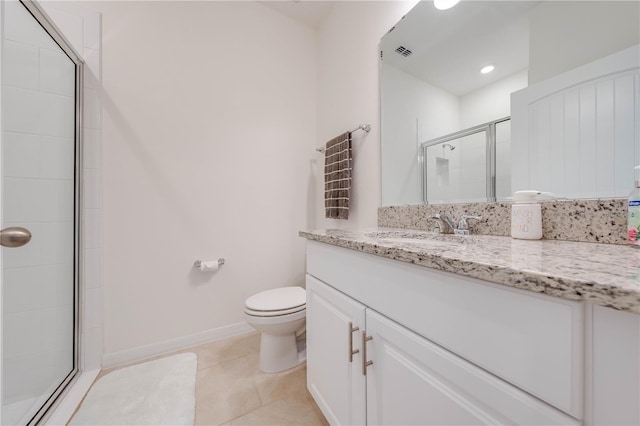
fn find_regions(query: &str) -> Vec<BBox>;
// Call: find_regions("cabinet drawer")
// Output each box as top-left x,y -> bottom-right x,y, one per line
307,241 -> 583,418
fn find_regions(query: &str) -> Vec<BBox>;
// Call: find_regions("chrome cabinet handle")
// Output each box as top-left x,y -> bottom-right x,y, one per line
0,227 -> 32,248
348,322 -> 359,362
362,331 -> 373,375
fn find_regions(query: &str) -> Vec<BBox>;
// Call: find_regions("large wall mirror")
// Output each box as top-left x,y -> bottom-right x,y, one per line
381,0 -> 640,206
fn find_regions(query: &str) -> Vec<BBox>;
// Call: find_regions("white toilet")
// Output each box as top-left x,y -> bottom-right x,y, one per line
244,286 -> 307,373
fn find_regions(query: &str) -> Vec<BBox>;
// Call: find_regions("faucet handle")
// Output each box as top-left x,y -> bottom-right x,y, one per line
431,213 -> 457,233
458,215 -> 482,230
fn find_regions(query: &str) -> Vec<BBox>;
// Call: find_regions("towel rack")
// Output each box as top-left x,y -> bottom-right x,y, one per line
315,124 -> 371,153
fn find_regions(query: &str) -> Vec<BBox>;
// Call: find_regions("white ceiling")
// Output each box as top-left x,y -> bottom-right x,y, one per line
381,1 -> 540,96
260,1 -> 335,29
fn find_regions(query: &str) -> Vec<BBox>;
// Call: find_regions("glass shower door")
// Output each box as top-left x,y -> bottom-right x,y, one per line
1,1 -> 80,424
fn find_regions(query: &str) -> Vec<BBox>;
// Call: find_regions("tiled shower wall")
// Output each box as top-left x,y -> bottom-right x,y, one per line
1,0 -> 103,404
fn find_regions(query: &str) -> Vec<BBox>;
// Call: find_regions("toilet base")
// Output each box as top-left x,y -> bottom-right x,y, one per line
259,333 -> 306,373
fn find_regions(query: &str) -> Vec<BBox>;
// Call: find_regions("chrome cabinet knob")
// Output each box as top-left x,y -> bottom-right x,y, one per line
0,227 -> 32,248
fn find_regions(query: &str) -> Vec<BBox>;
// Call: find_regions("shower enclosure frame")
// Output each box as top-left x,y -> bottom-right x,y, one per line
3,1 -> 84,424
419,116 -> 510,204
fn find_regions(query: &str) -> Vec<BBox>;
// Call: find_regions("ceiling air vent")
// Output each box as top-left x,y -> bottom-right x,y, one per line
395,46 -> 413,57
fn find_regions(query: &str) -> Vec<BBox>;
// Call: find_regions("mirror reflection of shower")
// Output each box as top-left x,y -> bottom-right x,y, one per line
422,117 -> 510,204
441,143 -> 455,156
435,143 -> 455,188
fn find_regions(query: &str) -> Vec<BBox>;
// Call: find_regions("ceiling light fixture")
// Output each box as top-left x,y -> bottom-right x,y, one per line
480,65 -> 495,74
434,0 -> 460,10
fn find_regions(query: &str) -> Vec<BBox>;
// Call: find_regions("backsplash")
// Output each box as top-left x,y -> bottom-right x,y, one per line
378,198 -> 627,245
378,203 -> 512,235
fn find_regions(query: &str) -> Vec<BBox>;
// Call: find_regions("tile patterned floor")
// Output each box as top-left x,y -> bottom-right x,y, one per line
86,332 -> 328,426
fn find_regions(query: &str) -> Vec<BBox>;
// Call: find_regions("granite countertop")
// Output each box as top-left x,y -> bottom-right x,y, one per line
300,228 -> 640,314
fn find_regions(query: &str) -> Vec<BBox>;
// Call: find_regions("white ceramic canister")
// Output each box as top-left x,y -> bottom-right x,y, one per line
511,190 -> 542,240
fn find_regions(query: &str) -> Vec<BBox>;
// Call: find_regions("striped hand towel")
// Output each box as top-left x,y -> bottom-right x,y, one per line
324,131 -> 352,219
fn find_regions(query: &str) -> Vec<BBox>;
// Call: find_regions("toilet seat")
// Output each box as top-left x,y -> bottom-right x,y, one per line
244,286 -> 307,373
245,304 -> 306,317
245,287 -> 306,316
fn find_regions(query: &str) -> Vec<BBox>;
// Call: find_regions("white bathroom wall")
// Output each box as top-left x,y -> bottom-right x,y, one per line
528,1 -> 640,85
381,63 -> 459,206
315,1 -> 417,226
95,1 -> 316,363
459,70 -> 528,129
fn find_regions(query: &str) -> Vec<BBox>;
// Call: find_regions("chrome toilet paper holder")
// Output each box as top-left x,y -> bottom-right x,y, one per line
194,258 -> 225,268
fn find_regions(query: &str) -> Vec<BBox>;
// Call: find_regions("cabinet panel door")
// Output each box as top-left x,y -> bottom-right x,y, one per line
306,275 -> 366,425
365,310 -> 579,426
588,305 -> 640,425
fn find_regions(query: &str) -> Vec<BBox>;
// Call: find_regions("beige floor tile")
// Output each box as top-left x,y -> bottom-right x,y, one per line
98,332 -> 258,381
187,332 -> 261,371
81,333 -> 328,426
195,353 -> 262,425
253,363 -> 308,406
229,393 -> 328,426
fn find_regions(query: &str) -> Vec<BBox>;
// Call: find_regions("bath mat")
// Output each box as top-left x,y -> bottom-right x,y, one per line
70,353 -> 197,425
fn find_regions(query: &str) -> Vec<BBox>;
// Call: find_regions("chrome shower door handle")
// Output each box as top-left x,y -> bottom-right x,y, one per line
0,227 -> 32,248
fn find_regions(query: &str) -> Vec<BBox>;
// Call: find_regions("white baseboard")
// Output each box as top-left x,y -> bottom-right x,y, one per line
102,322 -> 254,369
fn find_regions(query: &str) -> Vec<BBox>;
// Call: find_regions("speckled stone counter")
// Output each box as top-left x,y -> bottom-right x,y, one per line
300,228 -> 640,314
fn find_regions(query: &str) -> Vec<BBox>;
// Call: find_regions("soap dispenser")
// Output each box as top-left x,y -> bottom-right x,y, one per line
628,166 -> 640,248
511,190 -> 542,240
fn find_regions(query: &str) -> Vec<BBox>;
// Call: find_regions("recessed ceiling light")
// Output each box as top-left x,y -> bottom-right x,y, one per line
480,65 -> 495,74
434,0 -> 460,10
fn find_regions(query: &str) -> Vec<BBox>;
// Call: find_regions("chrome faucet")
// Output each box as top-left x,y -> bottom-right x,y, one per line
431,214 -> 456,233
431,213 -> 482,235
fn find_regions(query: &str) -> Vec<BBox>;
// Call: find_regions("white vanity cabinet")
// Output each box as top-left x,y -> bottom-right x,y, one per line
305,240 -> 586,425
586,305 -> 640,425
306,275 -> 366,425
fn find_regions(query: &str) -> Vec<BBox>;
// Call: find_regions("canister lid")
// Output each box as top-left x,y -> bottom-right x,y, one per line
513,190 -> 540,203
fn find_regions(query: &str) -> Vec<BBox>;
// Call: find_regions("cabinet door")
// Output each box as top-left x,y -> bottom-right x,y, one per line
365,309 -> 579,426
587,305 -> 640,426
306,275 -> 366,425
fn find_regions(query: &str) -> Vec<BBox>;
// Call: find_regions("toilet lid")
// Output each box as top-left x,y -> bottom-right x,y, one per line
245,287 -> 306,312
245,305 -> 306,317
